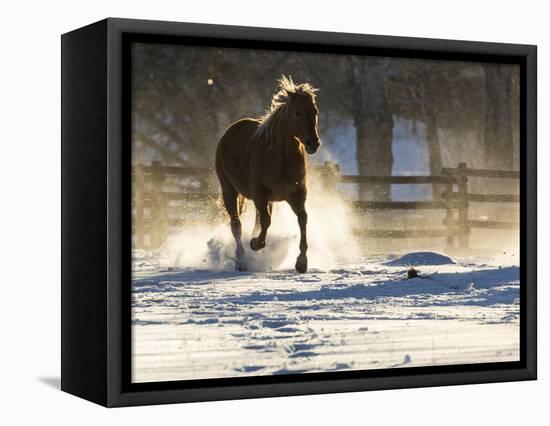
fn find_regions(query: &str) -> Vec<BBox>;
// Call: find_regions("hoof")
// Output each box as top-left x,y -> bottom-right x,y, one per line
250,237 -> 265,251
235,260 -> 247,271
295,257 -> 308,273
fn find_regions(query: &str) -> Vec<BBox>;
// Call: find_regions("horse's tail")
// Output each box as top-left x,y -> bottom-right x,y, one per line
215,192 -> 247,222
237,194 -> 246,216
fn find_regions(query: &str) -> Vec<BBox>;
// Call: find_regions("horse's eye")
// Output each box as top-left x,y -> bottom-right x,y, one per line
296,112 -> 302,118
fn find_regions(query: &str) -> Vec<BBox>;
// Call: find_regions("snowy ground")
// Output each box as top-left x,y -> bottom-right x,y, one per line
131,250 -> 520,383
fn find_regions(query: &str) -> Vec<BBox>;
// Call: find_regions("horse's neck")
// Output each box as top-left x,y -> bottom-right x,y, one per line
272,117 -> 304,164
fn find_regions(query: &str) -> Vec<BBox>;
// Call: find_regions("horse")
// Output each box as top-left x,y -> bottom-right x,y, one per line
215,76 -> 321,273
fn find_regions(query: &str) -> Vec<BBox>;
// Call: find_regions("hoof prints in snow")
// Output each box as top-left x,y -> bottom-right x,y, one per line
235,365 -> 265,373
131,254 -> 520,383
289,351 -> 319,358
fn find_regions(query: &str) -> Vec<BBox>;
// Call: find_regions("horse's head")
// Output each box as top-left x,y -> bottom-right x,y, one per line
287,87 -> 321,155
256,76 -> 321,154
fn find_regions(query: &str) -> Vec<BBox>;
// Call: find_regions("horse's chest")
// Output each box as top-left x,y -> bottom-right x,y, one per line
250,144 -> 306,200
263,166 -> 306,200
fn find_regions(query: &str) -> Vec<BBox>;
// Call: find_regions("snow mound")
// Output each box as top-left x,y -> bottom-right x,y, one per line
385,251 -> 455,266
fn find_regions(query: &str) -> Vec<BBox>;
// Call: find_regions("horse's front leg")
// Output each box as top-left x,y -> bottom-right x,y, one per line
288,191 -> 308,273
250,198 -> 271,251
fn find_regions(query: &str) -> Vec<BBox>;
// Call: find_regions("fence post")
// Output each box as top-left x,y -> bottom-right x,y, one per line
133,164 -> 145,249
457,162 -> 470,250
320,161 -> 340,194
150,161 -> 167,249
443,173 -> 455,250
199,167 -> 217,222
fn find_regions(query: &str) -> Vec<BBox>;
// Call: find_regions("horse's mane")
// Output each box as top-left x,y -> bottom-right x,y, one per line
254,75 -> 318,143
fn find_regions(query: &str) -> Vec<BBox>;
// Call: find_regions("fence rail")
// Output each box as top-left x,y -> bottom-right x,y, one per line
463,193 -> 519,203
352,201 -> 448,210
442,167 -> 520,179
355,229 -> 453,239
340,175 -> 454,184
132,161 -> 519,251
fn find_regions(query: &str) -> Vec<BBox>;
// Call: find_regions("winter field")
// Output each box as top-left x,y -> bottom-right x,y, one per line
132,233 -> 520,382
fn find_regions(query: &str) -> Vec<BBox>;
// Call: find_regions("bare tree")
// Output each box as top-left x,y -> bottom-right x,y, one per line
483,65 -> 515,170
353,57 -> 394,201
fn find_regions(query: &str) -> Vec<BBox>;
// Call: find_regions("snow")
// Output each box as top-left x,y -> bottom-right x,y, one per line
384,251 -> 455,266
131,251 -> 520,383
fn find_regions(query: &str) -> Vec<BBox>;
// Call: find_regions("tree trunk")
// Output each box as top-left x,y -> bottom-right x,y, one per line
483,65 -> 514,170
425,111 -> 443,199
354,58 -> 394,201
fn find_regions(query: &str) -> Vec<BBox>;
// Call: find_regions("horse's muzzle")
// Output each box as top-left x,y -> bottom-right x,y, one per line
305,138 -> 320,155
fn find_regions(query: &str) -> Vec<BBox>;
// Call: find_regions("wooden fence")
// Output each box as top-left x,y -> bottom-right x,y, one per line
132,161 -> 519,251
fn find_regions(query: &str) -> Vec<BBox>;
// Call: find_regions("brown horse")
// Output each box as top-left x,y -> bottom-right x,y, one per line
215,76 -> 320,273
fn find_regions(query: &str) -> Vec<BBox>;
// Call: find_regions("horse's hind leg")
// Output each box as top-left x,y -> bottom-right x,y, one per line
222,188 -> 246,271
253,202 -> 272,237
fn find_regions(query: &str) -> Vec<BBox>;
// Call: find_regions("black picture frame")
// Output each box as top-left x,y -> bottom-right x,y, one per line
61,17 -> 537,407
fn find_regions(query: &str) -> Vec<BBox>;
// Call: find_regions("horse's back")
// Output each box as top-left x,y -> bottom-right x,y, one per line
216,118 -> 259,198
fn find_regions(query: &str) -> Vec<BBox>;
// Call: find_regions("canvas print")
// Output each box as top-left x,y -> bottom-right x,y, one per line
131,43 -> 520,383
